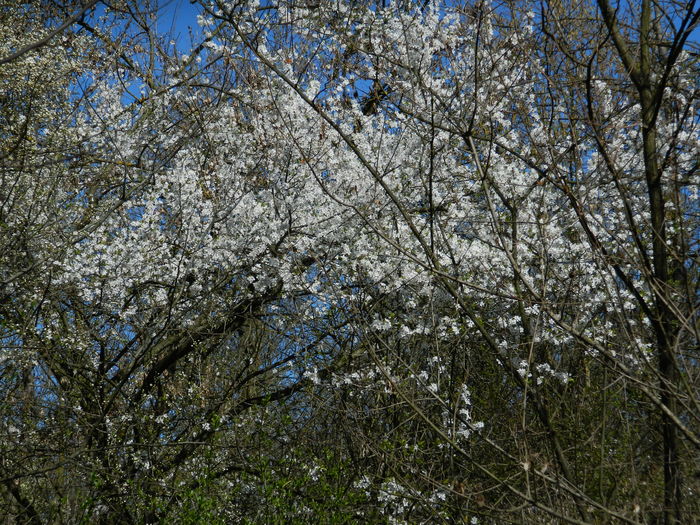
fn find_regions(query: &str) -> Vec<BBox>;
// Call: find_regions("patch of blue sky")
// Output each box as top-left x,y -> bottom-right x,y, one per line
77,1 -> 204,106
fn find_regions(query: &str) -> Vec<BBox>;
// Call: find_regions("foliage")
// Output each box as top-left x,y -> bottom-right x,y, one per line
0,0 -> 698,523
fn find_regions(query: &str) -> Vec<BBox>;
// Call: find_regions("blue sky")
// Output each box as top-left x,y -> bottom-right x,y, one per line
156,0 -> 203,52
87,1 -> 203,53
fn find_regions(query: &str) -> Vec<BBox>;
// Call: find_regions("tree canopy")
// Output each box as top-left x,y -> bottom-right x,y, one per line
0,0 -> 698,523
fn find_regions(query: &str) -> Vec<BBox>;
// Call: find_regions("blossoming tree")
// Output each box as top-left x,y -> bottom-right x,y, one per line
1,0 -> 697,523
